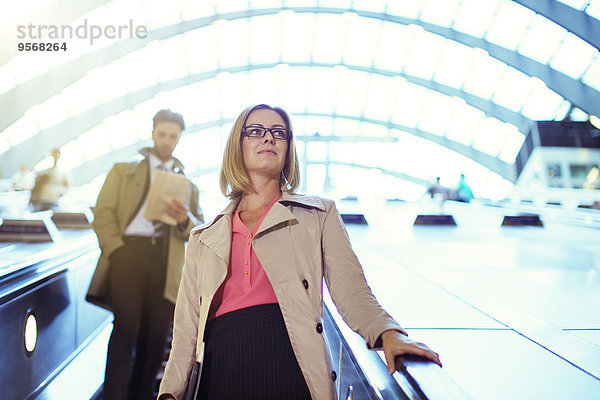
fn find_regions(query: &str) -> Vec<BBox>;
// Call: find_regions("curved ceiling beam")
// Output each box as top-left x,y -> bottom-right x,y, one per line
0,63 -> 517,179
308,160 -> 431,187
513,0 -> 600,50
2,6 -> 596,133
66,112 -> 513,187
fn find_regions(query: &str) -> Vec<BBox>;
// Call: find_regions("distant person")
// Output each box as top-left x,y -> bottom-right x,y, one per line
11,164 -> 35,191
426,177 -> 448,200
158,104 -> 441,400
454,174 -> 474,203
29,148 -> 69,211
86,109 -> 204,400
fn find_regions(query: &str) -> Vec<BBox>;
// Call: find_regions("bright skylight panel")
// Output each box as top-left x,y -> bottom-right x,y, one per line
143,0 -> 182,30
312,14 -> 345,64
391,82 -> 428,128
119,45 -> 159,92
492,66 -> 532,112
189,79 -> 221,122
318,0 -> 352,8
360,121 -> 389,138
7,52 -> 49,84
363,74 -> 396,122
404,30 -> 445,80
445,102 -> 485,145
33,93 -> 69,130
154,37 -> 189,82
102,111 -> 139,150
452,0 -> 500,38
0,136 -> 11,155
0,65 -> 17,95
60,140 -> 84,171
472,117 -> 508,156
2,114 -> 38,147
582,56 -> 600,91
517,15 -> 566,64
180,0 -> 215,21
498,125 -> 524,163
433,40 -> 474,88
218,71 -> 249,119
279,67 -> 310,113
306,68 -> 337,115
485,1 -> 534,51
336,69 -> 369,116
248,68 -> 279,105
284,0 -> 318,6
555,0 -> 588,10
521,82 -> 565,120
550,33 -> 598,79
61,77 -> 99,116
249,0 -> 283,9
249,15 -> 281,65
333,117 -> 362,137
304,115 -> 334,136
343,17 -> 381,67
215,0 -> 249,14
553,100 -> 572,120
587,0 -> 600,19
184,27 -> 219,74
373,22 -> 410,71
280,13 -> 314,63
386,0 -> 425,19
418,91 -> 453,136
352,0 -> 387,12
462,51 -> 506,99
419,0 -> 461,28
216,19 -> 249,68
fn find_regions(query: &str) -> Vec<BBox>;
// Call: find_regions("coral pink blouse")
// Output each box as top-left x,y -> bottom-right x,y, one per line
211,196 -> 280,318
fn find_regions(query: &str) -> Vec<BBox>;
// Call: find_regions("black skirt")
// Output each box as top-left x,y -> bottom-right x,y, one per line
197,303 -> 312,400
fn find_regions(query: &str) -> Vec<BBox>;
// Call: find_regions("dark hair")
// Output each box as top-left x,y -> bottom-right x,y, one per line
152,109 -> 185,131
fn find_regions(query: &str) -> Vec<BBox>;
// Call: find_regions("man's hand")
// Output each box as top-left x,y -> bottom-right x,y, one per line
381,330 -> 442,374
164,198 -> 189,226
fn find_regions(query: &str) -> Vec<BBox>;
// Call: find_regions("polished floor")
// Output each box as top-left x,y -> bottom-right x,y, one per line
334,199 -> 600,400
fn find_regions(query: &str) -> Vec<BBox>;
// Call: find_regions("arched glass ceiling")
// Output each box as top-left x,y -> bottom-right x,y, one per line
1,0 -> 599,200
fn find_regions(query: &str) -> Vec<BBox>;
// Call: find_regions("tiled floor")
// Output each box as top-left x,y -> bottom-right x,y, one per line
337,200 -> 600,400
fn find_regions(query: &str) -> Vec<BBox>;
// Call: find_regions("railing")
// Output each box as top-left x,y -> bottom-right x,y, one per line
323,300 -> 471,400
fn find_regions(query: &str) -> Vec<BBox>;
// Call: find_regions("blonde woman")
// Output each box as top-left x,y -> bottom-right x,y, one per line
158,104 -> 440,400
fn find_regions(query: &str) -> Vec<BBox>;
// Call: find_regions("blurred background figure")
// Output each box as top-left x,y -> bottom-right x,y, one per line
11,164 -> 35,192
426,177 -> 449,200
29,148 -> 69,212
454,173 -> 474,203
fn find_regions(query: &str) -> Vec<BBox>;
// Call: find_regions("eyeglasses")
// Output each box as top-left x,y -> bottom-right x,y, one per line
242,125 -> 291,141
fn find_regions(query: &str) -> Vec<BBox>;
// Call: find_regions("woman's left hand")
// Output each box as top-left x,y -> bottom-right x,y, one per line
381,330 -> 442,374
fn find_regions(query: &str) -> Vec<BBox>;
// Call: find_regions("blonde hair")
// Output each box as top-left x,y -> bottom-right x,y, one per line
220,104 -> 300,199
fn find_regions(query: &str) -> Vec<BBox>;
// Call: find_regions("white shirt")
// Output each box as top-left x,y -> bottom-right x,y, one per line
124,153 -> 175,237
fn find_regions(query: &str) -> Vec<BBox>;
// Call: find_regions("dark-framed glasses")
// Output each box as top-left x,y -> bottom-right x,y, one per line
242,125 -> 291,141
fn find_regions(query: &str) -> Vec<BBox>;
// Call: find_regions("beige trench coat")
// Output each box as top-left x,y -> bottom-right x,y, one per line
86,149 -> 203,311
158,191 -> 404,400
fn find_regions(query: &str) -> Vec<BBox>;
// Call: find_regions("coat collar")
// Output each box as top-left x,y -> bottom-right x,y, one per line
138,147 -> 185,173
191,191 -> 326,264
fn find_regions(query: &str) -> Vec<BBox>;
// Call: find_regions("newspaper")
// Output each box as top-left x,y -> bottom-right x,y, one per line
143,169 -> 190,226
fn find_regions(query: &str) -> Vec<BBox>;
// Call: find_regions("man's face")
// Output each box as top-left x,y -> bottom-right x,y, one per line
152,121 -> 182,161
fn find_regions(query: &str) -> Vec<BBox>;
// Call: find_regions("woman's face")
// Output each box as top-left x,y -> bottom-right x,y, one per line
241,108 -> 289,180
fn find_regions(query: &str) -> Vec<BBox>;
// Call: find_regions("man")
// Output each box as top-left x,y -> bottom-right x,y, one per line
86,109 -> 204,400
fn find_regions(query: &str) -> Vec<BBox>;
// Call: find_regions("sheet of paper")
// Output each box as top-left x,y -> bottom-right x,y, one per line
143,169 -> 190,226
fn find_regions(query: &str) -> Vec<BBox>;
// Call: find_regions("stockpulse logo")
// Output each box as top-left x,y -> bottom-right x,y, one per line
16,19 -> 148,51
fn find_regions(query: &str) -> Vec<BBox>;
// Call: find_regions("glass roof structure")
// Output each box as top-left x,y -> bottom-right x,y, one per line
1,0 -> 599,201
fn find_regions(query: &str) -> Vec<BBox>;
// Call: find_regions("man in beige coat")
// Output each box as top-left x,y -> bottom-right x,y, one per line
87,109 -> 203,400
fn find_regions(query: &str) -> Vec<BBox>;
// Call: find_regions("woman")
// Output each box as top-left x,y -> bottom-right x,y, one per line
158,104 -> 441,400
